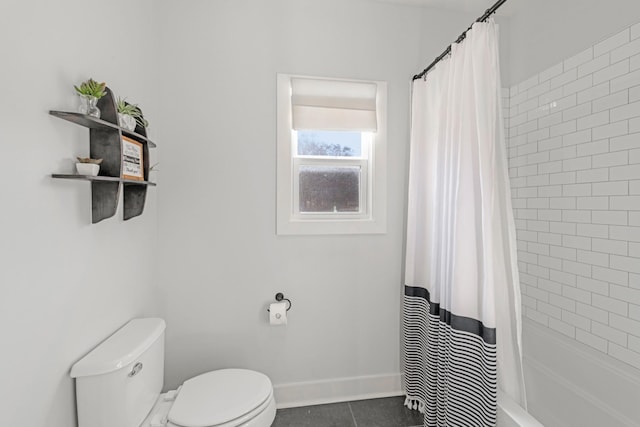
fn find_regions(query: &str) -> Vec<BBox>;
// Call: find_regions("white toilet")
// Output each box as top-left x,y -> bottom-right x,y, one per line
70,318 -> 276,427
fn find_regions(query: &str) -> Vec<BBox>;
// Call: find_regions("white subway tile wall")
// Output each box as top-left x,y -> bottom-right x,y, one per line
505,24 -> 640,370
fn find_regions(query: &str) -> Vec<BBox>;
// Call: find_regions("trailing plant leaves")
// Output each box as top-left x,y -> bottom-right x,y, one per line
116,97 -> 149,128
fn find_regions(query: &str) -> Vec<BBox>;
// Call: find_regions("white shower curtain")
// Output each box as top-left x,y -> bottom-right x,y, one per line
403,20 -> 526,427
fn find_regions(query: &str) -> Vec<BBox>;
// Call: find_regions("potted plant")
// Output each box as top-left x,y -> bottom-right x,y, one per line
76,157 -> 103,176
74,78 -> 107,118
117,97 -> 149,131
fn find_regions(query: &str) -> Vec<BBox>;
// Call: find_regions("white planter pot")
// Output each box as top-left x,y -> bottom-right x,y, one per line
76,163 -> 100,176
118,113 -> 137,131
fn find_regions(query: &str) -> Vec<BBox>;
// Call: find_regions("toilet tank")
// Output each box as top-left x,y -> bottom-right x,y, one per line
70,318 -> 166,427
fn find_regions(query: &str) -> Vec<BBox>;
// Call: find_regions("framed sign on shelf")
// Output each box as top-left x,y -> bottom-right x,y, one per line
121,136 -> 144,181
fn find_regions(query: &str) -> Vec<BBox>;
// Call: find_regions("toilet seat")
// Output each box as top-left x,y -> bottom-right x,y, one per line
167,391 -> 275,427
162,369 -> 274,427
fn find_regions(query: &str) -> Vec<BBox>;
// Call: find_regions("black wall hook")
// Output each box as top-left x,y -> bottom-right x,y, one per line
268,292 -> 292,312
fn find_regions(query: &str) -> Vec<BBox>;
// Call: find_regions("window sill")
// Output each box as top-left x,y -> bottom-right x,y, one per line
276,216 -> 386,236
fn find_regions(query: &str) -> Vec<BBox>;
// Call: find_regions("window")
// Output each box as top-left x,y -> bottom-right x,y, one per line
277,74 -> 387,235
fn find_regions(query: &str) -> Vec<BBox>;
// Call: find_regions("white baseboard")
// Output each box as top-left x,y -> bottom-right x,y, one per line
273,373 -> 404,409
522,319 -> 640,427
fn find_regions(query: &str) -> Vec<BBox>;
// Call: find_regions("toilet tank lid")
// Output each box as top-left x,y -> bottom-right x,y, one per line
70,318 -> 166,378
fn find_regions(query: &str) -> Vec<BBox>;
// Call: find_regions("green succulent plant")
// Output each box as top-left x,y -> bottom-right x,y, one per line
74,78 -> 107,99
117,97 -> 149,128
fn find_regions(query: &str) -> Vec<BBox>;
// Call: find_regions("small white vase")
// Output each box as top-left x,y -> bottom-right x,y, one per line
118,113 -> 137,131
76,163 -> 100,176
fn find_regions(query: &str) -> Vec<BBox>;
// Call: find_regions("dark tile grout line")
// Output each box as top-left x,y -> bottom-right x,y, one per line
347,402 -> 358,427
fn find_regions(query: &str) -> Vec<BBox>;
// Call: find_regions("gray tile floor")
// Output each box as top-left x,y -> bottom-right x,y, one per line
272,396 -> 424,427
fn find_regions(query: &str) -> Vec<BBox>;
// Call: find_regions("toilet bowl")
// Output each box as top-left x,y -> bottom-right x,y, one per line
70,318 -> 276,427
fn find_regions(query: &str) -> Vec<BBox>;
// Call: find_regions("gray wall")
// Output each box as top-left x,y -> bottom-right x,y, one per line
153,0 -> 478,391
0,0 -> 159,426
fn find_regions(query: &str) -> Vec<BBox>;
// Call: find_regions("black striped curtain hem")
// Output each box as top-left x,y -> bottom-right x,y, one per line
403,285 -> 498,427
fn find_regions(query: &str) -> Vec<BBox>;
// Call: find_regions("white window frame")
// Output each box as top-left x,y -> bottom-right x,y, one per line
276,74 -> 387,235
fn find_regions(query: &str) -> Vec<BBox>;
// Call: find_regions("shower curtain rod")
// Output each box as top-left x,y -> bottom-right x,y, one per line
412,0 -> 508,80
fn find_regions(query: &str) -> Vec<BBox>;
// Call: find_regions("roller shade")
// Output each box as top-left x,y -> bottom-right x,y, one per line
291,77 -> 378,131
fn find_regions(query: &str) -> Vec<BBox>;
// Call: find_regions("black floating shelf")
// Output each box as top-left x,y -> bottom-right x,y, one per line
52,174 -> 157,186
49,110 -> 157,148
50,88 -> 156,223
